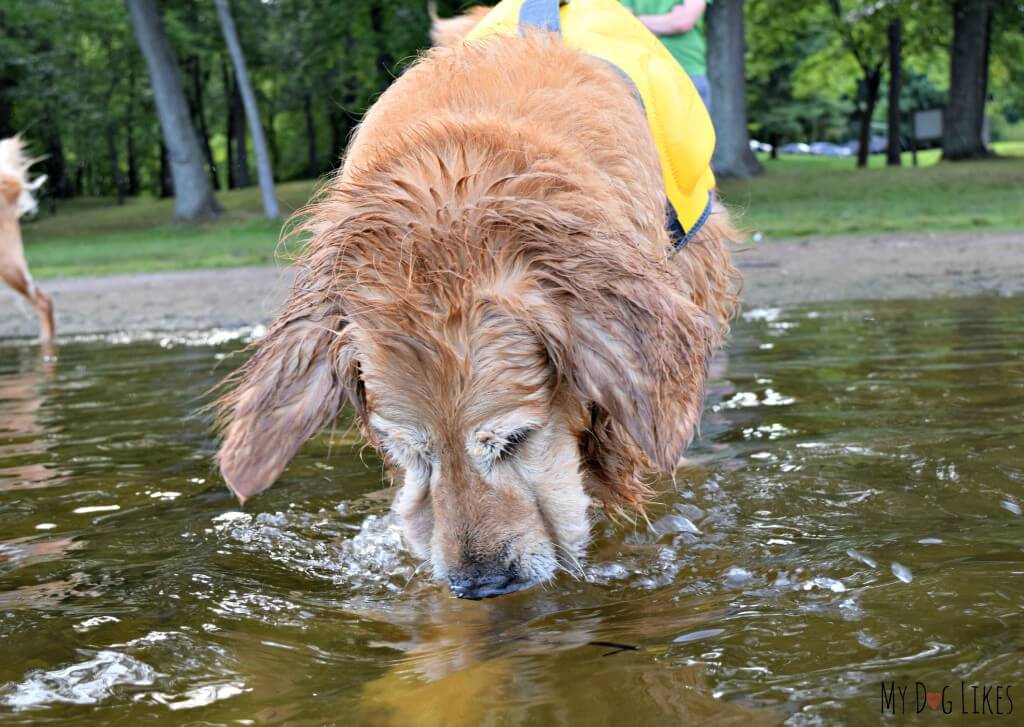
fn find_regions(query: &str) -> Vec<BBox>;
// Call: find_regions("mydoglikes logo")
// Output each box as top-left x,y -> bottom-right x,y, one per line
881,681 -> 1014,716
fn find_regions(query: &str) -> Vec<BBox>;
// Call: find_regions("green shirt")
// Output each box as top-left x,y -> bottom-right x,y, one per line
619,0 -> 708,77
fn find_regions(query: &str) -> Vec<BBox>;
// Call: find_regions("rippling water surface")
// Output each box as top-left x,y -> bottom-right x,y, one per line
1,297 -> 1022,725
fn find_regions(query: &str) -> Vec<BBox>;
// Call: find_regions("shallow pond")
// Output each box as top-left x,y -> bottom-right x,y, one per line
1,297 -> 1022,725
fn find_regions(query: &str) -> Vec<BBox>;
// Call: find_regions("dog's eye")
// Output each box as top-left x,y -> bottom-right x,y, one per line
496,428 -> 533,460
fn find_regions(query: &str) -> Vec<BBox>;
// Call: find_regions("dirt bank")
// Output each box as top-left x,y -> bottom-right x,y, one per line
2,266 -> 293,341
2,230 -> 1022,340
735,229 -> 1024,307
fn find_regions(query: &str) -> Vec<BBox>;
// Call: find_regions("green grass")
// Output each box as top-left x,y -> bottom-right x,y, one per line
719,142 -> 1024,238
23,180 -> 317,279
994,140 -> 1024,156
21,143 -> 1024,279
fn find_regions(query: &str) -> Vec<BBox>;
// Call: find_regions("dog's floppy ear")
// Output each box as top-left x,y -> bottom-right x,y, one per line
541,278 -> 714,472
216,305 -> 364,502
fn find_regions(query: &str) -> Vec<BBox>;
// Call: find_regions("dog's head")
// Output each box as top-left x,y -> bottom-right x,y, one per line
217,149 -> 721,599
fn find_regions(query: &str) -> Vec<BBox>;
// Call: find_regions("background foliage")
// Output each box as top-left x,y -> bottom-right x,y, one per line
0,0 -> 469,202
1,0 -> 1021,203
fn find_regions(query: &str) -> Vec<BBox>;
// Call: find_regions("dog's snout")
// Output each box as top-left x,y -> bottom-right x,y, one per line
447,569 -> 522,600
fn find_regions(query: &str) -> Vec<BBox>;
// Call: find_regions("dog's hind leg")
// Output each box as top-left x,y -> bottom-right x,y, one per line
2,264 -> 55,343
32,285 -> 55,343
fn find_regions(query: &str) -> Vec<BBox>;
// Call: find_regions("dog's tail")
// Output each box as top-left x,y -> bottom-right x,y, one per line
0,135 -> 46,218
427,3 -> 491,47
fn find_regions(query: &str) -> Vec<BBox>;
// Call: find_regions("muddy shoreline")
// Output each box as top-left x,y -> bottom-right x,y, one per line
2,230 -> 1022,340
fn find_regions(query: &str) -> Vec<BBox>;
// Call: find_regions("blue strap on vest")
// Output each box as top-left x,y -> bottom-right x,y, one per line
519,0 -> 563,33
516,0 -> 701,251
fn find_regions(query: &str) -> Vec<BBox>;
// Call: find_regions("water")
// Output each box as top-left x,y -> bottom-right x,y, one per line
1,297 -> 1022,725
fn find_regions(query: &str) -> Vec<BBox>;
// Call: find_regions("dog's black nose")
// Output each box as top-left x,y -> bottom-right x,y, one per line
448,572 -> 520,600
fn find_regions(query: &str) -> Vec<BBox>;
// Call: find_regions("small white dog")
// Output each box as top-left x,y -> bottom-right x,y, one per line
0,136 -> 54,342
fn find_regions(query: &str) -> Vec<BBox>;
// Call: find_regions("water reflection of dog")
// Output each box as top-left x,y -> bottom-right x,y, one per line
0,136 -> 54,343
0,344 -> 66,491
353,590 -> 780,726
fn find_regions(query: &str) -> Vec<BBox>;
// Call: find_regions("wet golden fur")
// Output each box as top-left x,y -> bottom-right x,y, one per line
0,136 -> 53,343
217,25 -> 740,592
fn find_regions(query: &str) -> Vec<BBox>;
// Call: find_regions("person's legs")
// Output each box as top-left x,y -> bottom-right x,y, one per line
690,74 -> 711,114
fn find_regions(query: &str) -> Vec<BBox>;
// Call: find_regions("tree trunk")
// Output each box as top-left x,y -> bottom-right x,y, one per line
264,108 -> 279,180
304,92 -> 318,178
979,4 -> 992,144
127,0 -> 221,221
235,106 -> 252,186
886,19 -> 902,167
126,66 -> 140,196
942,0 -> 993,160
0,77 -> 13,139
187,56 -> 221,191
221,61 -> 236,189
234,85 -> 251,188
856,65 -> 882,168
126,127 -> 139,196
43,115 -> 72,198
328,106 -> 348,170
107,125 -> 127,205
159,142 -> 174,198
214,0 -> 279,218
706,0 -> 762,179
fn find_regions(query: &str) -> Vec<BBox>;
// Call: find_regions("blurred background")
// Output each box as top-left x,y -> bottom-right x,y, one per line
1,0 -> 1021,280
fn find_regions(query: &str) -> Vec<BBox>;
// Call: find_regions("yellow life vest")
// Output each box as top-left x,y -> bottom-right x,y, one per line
464,0 -> 716,248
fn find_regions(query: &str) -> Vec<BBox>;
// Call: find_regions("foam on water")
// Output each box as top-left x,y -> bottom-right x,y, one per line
148,681 -> 247,711
215,508 -> 413,593
1,651 -> 157,710
891,562 -> 913,583
22,325 -> 270,349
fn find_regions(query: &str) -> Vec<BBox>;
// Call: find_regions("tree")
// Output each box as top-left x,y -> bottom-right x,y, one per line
214,0 -> 278,218
987,2 -> 1024,139
942,0 -> 994,159
886,18 -> 903,166
0,75 -> 13,139
221,61 -> 251,189
3,0 -> 443,203
828,0 -> 891,168
126,0 -> 221,221
747,0 -> 853,156
183,53 -> 221,191
707,0 -> 762,178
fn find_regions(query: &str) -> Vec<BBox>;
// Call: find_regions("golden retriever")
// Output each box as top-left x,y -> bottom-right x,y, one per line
217,13 -> 739,599
0,136 -> 54,343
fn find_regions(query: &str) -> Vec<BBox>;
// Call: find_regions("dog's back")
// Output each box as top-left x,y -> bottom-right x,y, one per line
344,33 -> 671,260
339,25 -> 737,322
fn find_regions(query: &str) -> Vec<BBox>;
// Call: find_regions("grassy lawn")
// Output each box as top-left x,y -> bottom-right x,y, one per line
719,141 -> 1024,239
23,180 -> 318,279
21,143 -> 1024,279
